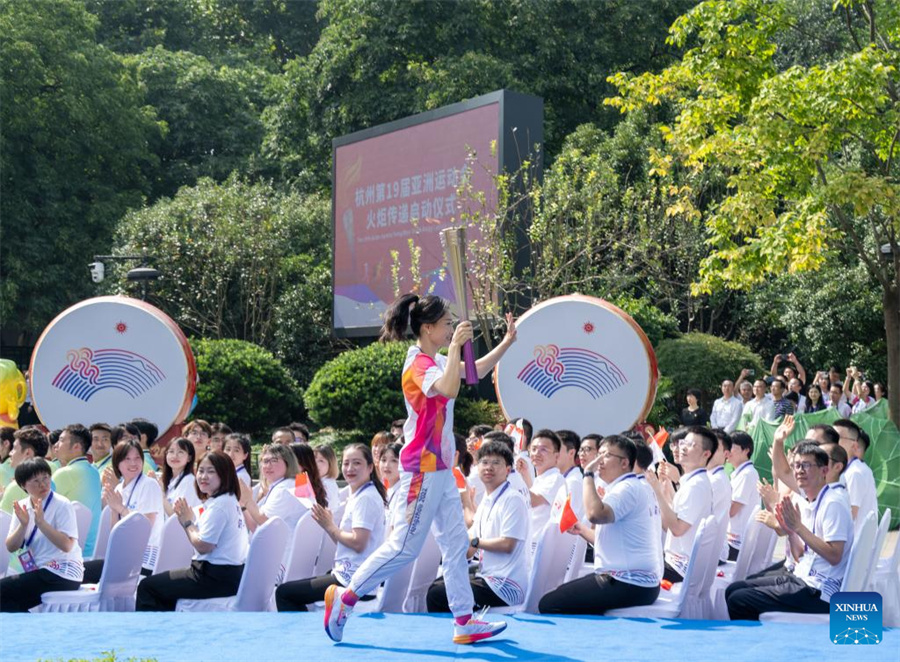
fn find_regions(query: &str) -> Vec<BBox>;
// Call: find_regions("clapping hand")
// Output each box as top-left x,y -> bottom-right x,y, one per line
775,496 -> 801,533
104,486 -> 125,515
311,503 -> 335,534
13,500 -> 29,527
173,497 -> 193,526
757,478 -> 779,510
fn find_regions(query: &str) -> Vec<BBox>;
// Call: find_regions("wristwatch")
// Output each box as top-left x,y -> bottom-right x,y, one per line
470,537 -> 479,549
583,472 -> 595,479
182,519 -> 194,530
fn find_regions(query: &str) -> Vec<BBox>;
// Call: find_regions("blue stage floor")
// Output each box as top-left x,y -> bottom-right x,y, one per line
2,612 -> 896,662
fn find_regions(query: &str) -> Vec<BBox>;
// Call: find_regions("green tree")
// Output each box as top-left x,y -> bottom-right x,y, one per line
608,0 -> 900,422
0,0 -> 161,339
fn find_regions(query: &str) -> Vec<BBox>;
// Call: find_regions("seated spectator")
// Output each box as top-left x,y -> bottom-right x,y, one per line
183,420 -> 212,464
834,419 -> 878,533
290,422 -> 310,443
1,458 -> 83,612
130,418 -> 160,473
652,427 -> 714,583
726,442 -> 852,620
466,425 -> 493,456
52,424 -> 102,557
804,384 -> 827,413
270,426 -> 295,446
724,432 -> 759,560
539,436 -> 661,614
161,438 -> 200,517
577,434 -> 601,469
314,443 -> 342,510
390,419 -> 406,443
1,428 -> 50,514
369,431 -> 394,472
136,452 -> 248,611
378,441 -> 403,521
46,430 -> 62,474
428,440 -> 528,612
517,429 -> 565,540
711,381 -> 743,433
680,389 -> 709,427
89,423 -> 113,472
240,444 -> 307,533
84,440 -> 165,580
276,444 -> 386,611
223,433 -> 253,487
556,430 -> 584,520
209,422 -> 232,453
290,442 -> 329,507
708,429 -> 732,560
482,431 -> 530,505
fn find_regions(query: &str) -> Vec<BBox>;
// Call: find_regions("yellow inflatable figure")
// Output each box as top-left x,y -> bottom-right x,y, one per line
0,359 -> 27,430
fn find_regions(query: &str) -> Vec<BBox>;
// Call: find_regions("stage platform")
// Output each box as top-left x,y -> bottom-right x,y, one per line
2,612 -> 896,662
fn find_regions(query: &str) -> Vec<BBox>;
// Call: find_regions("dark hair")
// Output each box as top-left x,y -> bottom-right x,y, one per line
342,443 -> 387,504
556,430 -> 581,454
63,423 -> 92,454
808,424 -> 839,445
516,418 -> 533,447
15,457 -> 52,489
686,426 -> 717,464
48,429 -> 62,447
379,293 -> 450,341
532,429 -> 561,452
89,422 -> 112,436
833,418 -> 861,442
162,438 -> 196,492
476,440 -> 514,467
290,442 -> 328,507
182,419 -> 212,436
468,424 -> 493,439
272,426 -> 294,441
857,428 -> 871,454
687,388 -> 703,402
601,435 -> 636,470
14,427 -> 49,457
196,450 -> 241,499
210,422 -> 233,437
130,418 -> 159,445
370,431 -> 394,451
112,440 -> 144,479
633,439 -> 653,471
454,433 -> 474,476
580,433 -> 602,450
223,433 -> 252,475
793,441 -> 829,467
874,382 -> 887,397
482,431 -> 514,453
289,422 -> 309,442
820,442 -> 848,474
111,422 -> 140,444
730,431 -> 754,457
712,428 -> 732,453
381,441 -> 404,462
829,364 -> 842,374
391,419 -> 406,429
1,426 -> 16,449
785,391 -> 799,405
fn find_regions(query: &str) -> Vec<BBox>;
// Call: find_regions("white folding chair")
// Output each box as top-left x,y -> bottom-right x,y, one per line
402,532 -> 442,613
283,512 -> 326,584
313,504 -> 344,576
607,516 -> 717,620
711,507 -> 763,620
563,535 -> 588,583
760,511 -> 878,624
89,506 -> 112,562
865,509 -> 891,591
873,509 -> 900,626
71,502 -> 93,553
152,515 -> 195,575
352,558 -> 416,615
38,513 -> 152,612
0,510 -> 12,578
509,520 -> 578,615
177,516 -> 289,612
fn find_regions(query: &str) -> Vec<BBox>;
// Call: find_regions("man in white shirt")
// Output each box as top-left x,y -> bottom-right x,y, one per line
724,431 -> 759,560
834,419 -> 878,533
711,381 -> 743,433
828,384 -> 851,418
650,426 -> 715,583
708,430 -> 733,562
538,435 -> 661,614
742,380 -> 775,427
556,430 -> 584,521
726,442 -> 853,620
427,441 -> 529,611
517,430 -> 565,539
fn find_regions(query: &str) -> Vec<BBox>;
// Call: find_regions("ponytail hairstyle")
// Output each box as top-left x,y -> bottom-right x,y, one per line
342,443 -> 388,505
380,293 -> 450,342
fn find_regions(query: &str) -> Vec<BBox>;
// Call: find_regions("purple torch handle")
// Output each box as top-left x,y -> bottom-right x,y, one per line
463,340 -> 478,385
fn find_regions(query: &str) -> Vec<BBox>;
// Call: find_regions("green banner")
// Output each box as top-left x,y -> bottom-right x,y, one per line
741,400 -> 900,529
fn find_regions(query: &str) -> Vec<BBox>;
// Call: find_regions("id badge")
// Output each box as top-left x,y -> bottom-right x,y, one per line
18,549 -> 38,573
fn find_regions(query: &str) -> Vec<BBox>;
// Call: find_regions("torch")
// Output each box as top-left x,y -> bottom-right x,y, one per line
439,227 -> 478,385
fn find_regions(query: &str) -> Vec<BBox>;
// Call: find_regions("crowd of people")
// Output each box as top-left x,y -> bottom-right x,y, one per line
0,307 -> 886,643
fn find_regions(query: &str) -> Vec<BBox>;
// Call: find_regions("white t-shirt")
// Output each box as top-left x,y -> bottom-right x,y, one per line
194,493 -> 248,565
711,396 -> 743,432
664,468 -> 713,577
507,469 -> 531,506
842,458 -> 878,534
743,397 -> 775,425
793,484 -> 853,602
727,461 -> 760,549
529,467 -> 565,536
829,399 -> 851,418
635,475 -> 665,580
322,477 -> 342,511
708,465 -> 732,562
469,481 -> 529,605
596,473 -> 662,587
235,465 -> 252,487
165,472 -> 201,512
562,465 -> 584,521
332,482 -> 386,586
116,474 -> 164,570
17,491 -> 84,581
258,477 -> 307,532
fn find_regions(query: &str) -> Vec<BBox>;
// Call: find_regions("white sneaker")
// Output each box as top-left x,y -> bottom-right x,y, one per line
324,584 -> 352,642
452,610 -> 507,645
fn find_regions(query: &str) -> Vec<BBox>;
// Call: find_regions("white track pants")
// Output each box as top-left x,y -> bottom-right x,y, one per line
348,469 -> 474,617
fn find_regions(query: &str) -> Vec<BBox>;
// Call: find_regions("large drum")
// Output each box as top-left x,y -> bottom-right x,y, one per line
495,295 -> 658,438
30,296 -> 197,432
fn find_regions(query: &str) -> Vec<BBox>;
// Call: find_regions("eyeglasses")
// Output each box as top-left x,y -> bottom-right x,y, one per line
578,446 -> 598,455
791,461 -> 815,472
598,453 -> 629,462
260,457 -> 283,465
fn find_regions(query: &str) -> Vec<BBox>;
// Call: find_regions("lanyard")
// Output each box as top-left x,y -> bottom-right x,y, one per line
847,457 -> 859,469
734,461 -> 753,477
68,457 -> 89,466
259,477 -> 287,506
478,481 -> 510,537
124,473 -> 142,510
711,466 -> 725,476
95,455 -> 111,470
354,481 -> 374,496
683,468 -> 706,483
564,466 -> 581,479
23,492 -> 54,549
803,484 -> 844,551
609,473 -> 637,489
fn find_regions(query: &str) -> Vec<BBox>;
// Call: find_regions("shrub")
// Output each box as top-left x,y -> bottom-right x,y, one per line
656,333 -> 765,412
306,341 -> 412,434
190,338 -> 304,439
310,428 -> 372,461
608,295 -> 680,348
454,397 -> 504,434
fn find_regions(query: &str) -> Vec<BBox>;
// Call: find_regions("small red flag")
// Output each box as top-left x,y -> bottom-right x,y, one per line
294,472 -> 314,498
383,477 -> 390,490
453,466 -> 467,491
558,494 -> 578,533
653,428 -> 669,448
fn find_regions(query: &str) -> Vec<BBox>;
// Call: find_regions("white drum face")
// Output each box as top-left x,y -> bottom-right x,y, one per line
495,295 -> 657,438
30,297 -> 196,431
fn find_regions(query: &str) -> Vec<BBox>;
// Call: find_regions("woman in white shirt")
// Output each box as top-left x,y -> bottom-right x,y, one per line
1,458 -> 84,612
315,444 -> 342,510
275,444 -> 387,611
136,451 -> 248,610
224,433 -> 253,488
240,444 -> 307,533
379,442 -> 404,528
161,438 -> 201,516
290,442 -> 330,508
84,440 -> 165,580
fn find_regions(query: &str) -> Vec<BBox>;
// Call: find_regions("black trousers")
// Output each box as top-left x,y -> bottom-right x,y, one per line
83,559 -> 151,584
276,573 -> 339,612
0,569 -> 81,612
426,576 -> 511,613
136,560 -> 244,611
725,566 -> 828,621
663,562 -> 684,583
538,573 -> 660,615
728,545 -> 740,562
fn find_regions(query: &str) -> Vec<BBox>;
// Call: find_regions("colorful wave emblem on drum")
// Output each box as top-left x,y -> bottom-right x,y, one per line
517,344 -> 627,399
52,348 -> 166,401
